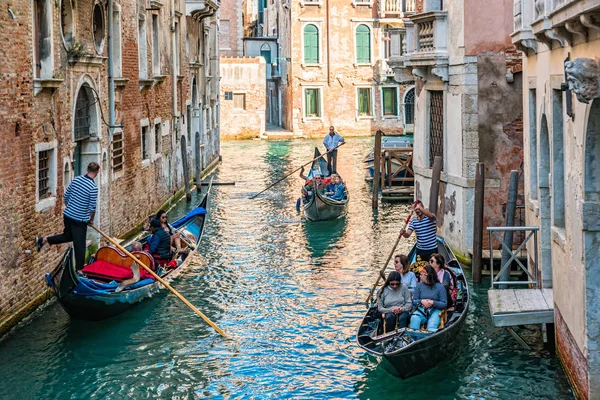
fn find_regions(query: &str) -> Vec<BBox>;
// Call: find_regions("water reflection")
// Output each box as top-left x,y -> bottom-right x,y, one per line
302,217 -> 347,261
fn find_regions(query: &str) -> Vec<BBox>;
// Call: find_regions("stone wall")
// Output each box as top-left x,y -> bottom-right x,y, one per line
220,57 -> 266,139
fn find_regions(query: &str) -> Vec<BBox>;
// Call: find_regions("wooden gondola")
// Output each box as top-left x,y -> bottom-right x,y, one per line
356,236 -> 470,379
45,186 -> 211,321
302,147 -> 348,222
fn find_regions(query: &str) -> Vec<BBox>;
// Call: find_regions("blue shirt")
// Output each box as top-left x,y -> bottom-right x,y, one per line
326,183 -> 345,201
323,132 -> 345,151
408,215 -> 437,251
401,271 -> 417,293
412,282 -> 447,310
63,175 -> 98,222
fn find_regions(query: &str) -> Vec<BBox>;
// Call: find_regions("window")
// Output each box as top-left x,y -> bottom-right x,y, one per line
34,0 -> 53,79
63,161 -> 71,190
220,20 -> 230,50
261,48 -> 272,63
113,9 -> 122,77
233,93 -> 246,110
35,141 -> 57,211
357,88 -> 372,117
382,87 -> 398,116
552,89 -> 565,228
38,150 -> 51,200
138,18 -> 147,79
155,123 -> 162,154
429,91 -> 444,167
152,14 -> 160,75
404,87 -> 415,125
141,125 -> 150,161
112,131 -> 124,172
383,26 -> 404,59
305,88 -> 321,117
60,0 -> 75,47
303,24 -> 319,64
93,3 -> 105,54
74,86 -> 92,141
356,25 -> 371,64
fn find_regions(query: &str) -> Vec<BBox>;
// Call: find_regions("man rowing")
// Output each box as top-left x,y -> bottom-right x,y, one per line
323,126 -> 345,176
399,200 -> 438,262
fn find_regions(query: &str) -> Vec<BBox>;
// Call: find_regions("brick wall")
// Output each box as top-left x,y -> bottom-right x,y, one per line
219,0 -> 243,57
219,57 -> 266,139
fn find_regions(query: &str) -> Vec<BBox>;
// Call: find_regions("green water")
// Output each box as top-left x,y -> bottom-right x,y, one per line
0,139 -> 573,399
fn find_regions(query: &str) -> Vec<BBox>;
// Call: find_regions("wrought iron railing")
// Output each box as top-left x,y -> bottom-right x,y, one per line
488,226 -> 540,288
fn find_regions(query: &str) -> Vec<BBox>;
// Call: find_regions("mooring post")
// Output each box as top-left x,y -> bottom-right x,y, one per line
372,130 -> 382,211
500,170 -> 519,288
429,156 -> 443,216
472,162 -> 485,284
181,137 -> 192,200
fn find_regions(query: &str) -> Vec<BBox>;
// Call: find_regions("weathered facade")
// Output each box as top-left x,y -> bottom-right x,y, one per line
220,57 -> 267,138
0,0 -> 220,335
218,0 -> 243,56
241,0 -> 416,137
513,1 -> 600,398
390,0 -> 524,257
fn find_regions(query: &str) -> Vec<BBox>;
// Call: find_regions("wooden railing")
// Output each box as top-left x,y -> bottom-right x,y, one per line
380,148 -> 414,189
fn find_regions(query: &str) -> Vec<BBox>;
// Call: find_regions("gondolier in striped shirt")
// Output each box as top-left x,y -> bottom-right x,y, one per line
36,162 -> 99,270
399,200 -> 438,262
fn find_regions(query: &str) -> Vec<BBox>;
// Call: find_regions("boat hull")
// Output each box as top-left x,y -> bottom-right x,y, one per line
303,189 -> 348,221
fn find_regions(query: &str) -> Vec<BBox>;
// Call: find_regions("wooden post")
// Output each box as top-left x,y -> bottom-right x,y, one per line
372,130 -> 382,210
386,150 -> 392,188
181,136 -> 192,200
429,155 -> 443,216
472,162 -> 485,284
195,132 -> 202,190
500,170 -> 519,288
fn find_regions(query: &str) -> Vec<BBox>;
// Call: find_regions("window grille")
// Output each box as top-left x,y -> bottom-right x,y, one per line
141,126 -> 149,160
155,124 -> 162,154
404,88 -> 415,125
429,91 -> 444,167
38,150 -> 51,199
112,131 -> 124,172
74,89 -> 91,141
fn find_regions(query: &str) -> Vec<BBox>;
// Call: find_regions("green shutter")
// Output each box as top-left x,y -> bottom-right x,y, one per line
383,88 -> 397,116
304,25 -> 318,64
306,89 -> 320,117
260,49 -> 271,63
356,25 -> 370,64
358,88 -> 371,116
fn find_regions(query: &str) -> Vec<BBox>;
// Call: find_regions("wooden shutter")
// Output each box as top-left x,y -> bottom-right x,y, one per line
304,25 -> 318,64
356,25 -> 370,64
383,88 -> 397,116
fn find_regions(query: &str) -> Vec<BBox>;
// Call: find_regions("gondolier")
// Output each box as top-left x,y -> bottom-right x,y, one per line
399,200 -> 438,262
36,162 -> 99,270
323,126 -> 344,176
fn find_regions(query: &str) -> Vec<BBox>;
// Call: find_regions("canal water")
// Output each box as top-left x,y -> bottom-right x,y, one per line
0,139 -> 573,399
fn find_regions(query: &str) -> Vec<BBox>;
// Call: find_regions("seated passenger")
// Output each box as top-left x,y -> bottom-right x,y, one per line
395,254 -> 417,293
325,174 -> 346,201
429,253 -> 457,309
409,265 -> 447,332
377,271 -> 412,332
148,219 -> 172,261
155,209 -> 186,252
115,242 -> 143,293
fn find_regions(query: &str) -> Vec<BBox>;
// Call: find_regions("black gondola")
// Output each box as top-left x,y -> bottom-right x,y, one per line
356,236 -> 470,379
45,186 -> 210,321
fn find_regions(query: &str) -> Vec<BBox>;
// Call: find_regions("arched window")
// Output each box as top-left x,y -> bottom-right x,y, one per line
303,24 -> 319,64
260,43 -> 272,64
356,25 -> 371,64
404,87 -> 415,125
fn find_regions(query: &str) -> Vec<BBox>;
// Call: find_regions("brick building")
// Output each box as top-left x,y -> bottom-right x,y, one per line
239,0 -> 416,137
0,0 -> 220,335
389,0 -> 525,257
218,0 -> 243,56
513,1 -> 600,398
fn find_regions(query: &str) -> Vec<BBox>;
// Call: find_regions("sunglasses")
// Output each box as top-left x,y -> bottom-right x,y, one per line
429,258 -> 437,263
389,282 -> 400,287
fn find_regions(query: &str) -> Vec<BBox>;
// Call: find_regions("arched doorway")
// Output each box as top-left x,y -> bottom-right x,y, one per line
191,77 -> 201,182
538,114 -> 552,287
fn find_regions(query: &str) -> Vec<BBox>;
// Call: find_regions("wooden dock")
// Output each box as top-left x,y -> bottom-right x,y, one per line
488,288 -> 554,327
381,186 -> 414,201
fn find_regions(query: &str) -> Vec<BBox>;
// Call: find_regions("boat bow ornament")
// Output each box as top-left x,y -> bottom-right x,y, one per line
564,58 -> 600,104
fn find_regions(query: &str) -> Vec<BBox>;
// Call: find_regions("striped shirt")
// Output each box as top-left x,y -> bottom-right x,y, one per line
408,215 -> 437,251
63,175 -> 98,222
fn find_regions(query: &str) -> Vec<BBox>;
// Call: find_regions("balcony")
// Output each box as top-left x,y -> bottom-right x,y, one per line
186,0 -> 219,18
378,0 -> 416,18
406,11 -> 448,81
512,0 -> 537,53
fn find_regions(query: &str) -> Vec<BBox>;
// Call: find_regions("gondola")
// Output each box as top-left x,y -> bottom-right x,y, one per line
45,185 -> 211,321
356,235 -> 470,379
301,147 -> 348,222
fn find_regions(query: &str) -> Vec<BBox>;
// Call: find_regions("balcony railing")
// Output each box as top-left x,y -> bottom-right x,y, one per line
378,0 -> 416,17
405,11 -> 448,81
534,0 -> 545,20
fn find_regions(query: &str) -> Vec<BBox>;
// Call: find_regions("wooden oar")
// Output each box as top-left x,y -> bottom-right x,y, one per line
90,224 -> 228,338
365,211 -> 414,306
249,141 -> 346,199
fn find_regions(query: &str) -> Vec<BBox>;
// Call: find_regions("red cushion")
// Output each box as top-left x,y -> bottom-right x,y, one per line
83,259 -> 155,282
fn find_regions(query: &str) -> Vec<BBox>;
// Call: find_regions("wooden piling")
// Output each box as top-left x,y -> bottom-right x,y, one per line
372,130 -> 382,211
181,136 -> 192,200
195,132 -> 202,190
472,162 -> 485,284
500,170 -> 519,288
429,156 -> 443,216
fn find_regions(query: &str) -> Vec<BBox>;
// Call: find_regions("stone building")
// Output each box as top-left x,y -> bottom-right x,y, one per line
0,0 -> 220,335
513,1 -> 600,398
389,0 -> 524,257
241,0 -> 416,137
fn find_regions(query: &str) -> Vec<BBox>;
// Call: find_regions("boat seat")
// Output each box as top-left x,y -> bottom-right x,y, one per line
82,246 -> 155,282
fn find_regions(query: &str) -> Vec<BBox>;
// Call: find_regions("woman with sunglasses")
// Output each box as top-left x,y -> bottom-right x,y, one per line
410,265 -> 447,332
429,253 -> 451,289
394,254 -> 417,293
377,271 -> 412,332
155,210 -> 182,252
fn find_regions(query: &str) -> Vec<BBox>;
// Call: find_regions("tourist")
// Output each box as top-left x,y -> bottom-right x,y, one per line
115,242 -> 143,293
399,200 -> 438,262
410,265 -> 447,332
395,254 -> 417,293
377,270 -> 412,332
36,162 -> 100,270
429,253 -> 451,289
155,210 -> 182,251
148,219 -> 172,261
323,126 -> 345,176
325,174 -> 346,201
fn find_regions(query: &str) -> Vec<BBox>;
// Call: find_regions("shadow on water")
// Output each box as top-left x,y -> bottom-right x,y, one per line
302,217 -> 348,261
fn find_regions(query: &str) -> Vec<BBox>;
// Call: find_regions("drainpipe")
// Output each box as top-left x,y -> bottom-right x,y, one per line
326,0 -> 331,86
107,0 -> 115,137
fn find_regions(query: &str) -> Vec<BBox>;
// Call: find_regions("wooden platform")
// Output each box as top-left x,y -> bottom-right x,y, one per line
381,186 -> 414,201
488,288 -> 554,327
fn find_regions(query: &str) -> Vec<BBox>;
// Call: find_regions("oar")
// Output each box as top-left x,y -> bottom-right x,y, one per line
365,211 -> 414,306
89,224 -> 228,338
249,141 -> 346,199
